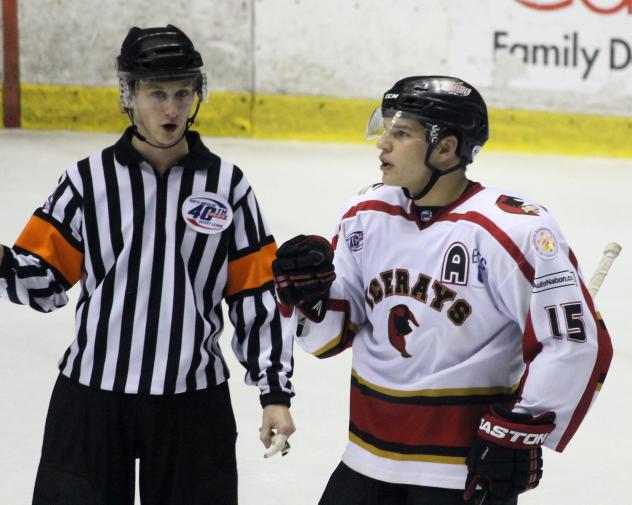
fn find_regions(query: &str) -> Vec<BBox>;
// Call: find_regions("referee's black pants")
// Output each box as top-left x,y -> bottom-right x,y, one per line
32,374 -> 238,505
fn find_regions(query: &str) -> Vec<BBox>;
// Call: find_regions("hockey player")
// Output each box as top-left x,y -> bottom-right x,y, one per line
0,25 -> 294,505
272,76 -> 612,505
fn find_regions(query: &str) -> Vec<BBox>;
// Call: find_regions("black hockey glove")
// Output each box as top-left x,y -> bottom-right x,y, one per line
464,404 -> 556,503
272,234 -> 336,322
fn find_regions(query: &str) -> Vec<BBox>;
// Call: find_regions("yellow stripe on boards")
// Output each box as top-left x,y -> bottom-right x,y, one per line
488,108 -> 632,159
252,93 -> 377,142
4,84 -> 632,158
19,84 -> 253,137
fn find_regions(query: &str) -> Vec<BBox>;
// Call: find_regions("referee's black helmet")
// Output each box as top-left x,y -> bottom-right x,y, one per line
116,24 -> 203,82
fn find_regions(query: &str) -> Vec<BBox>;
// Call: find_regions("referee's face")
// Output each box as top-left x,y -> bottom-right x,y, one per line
132,79 -> 196,147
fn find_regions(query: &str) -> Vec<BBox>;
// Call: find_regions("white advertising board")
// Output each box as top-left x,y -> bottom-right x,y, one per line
447,0 -> 632,113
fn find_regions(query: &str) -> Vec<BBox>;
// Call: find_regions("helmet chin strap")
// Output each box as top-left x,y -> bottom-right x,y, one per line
128,98 -> 201,149
403,143 -> 465,201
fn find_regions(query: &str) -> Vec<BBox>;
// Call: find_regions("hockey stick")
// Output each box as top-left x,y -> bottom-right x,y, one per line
588,242 -> 622,298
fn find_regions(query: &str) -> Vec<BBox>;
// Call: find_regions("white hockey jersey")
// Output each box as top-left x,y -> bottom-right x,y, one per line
288,182 -> 612,490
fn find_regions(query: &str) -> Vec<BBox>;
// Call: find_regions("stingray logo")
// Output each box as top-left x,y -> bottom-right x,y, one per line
514,0 -> 632,14
387,304 -> 419,358
496,195 -> 541,216
346,231 -> 364,252
182,193 -> 233,234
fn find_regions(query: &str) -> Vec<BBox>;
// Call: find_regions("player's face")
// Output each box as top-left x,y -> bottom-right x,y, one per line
376,116 -> 431,194
131,79 -> 196,147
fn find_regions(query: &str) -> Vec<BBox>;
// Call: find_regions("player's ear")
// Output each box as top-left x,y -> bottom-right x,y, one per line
437,135 -> 458,156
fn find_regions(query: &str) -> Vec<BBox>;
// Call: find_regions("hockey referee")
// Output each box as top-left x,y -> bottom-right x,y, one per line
0,25 -> 295,505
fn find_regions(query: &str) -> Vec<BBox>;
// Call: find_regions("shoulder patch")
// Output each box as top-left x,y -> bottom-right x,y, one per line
358,182 -> 383,195
531,227 -> 559,259
496,195 -> 541,216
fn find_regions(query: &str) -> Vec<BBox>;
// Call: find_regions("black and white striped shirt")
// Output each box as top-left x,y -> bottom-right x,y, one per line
0,128 -> 294,402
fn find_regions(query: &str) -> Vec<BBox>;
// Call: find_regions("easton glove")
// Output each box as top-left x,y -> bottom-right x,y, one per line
464,404 -> 556,502
272,235 -> 336,322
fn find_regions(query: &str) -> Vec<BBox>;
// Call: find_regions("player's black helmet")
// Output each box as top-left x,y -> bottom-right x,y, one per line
371,76 -> 489,165
116,24 -> 207,108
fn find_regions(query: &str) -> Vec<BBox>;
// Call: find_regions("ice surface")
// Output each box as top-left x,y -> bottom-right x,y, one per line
0,129 -> 629,504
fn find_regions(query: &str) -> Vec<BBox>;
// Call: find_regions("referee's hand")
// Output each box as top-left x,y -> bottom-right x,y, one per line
260,405 -> 295,455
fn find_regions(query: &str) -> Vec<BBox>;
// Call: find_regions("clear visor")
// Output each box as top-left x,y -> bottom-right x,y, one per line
119,72 -> 208,109
365,108 -> 430,142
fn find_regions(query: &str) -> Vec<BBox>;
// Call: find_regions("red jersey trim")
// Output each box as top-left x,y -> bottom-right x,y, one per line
350,372 -> 519,451
332,183 -> 485,249
332,200 -> 414,250
436,211 -> 535,283
413,182 -> 486,230
513,311 -> 542,407
351,382 -> 494,448
556,249 -> 613,451
311,298 -> 357,358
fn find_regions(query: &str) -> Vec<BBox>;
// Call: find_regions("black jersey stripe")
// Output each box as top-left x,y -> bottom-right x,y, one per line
70,296 -> 92,382
244,294 -> 265,384
47,175 -> 72,217
163,168 -> 195,394
139,173 -> 169,394
78,158 -> 105,284
228,165 -> 243,204
113,165 -> 145,392
90,148 -> 121,389
183,174 -> 217,390
266,296 -> 285,393
237,194 -> 259,246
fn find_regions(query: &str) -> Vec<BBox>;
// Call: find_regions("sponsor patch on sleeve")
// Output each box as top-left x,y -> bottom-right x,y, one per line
533,270 -> 576,293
